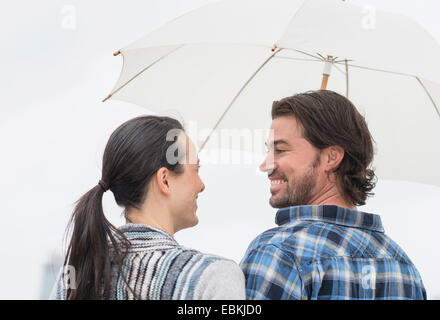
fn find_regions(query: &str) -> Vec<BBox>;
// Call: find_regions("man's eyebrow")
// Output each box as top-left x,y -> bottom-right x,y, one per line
265,139 -> 291,147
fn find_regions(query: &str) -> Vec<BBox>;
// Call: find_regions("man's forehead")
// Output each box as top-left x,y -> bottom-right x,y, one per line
266,116 -> 303,144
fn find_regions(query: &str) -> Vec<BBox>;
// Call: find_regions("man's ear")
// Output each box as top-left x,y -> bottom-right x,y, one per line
155,167 -> 171,195
324,146 -> 345,172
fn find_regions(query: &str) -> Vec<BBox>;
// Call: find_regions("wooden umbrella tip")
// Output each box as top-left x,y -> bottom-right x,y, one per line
113,50 -> 121,56
271,44 -> 278,52
102,94 -> 112,102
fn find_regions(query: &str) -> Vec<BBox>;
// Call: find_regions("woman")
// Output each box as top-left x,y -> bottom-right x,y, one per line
51,115 -> 245,300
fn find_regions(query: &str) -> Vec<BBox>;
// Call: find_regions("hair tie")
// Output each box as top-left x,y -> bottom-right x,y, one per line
98,179 -> 110,192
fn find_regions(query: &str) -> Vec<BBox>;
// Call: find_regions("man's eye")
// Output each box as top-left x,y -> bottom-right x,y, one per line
275,149 -> 285,154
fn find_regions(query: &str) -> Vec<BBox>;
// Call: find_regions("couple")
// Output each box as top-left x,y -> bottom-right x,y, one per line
52,90 -> 426,300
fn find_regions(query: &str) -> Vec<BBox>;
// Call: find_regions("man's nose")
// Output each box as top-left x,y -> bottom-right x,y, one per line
259,154 -> 275,173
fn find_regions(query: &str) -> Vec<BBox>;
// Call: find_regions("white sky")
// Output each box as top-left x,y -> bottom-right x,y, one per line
1,0 -> 439,299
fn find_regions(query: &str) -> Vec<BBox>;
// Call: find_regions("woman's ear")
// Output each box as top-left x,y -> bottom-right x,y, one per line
155,167 -> 171,195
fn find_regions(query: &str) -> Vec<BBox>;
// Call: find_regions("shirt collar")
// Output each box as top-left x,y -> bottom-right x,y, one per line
275,205 -> 385,233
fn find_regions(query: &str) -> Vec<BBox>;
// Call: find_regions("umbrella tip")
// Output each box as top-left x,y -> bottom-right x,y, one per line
113,50 -> 121,56
271,44 -> 277,52
102,94 -> 112,102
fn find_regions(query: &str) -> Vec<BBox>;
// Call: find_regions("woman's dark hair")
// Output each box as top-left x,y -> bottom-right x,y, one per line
271,90 -> 376,206
63,115 -> 185,299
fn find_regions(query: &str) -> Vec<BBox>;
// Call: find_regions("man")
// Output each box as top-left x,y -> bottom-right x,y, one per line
240,90 -> 426,300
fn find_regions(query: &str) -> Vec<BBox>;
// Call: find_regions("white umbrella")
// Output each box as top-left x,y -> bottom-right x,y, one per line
104,0 -> 440,187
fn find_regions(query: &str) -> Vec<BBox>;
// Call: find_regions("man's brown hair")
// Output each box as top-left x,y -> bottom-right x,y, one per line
271,90 -> 376,206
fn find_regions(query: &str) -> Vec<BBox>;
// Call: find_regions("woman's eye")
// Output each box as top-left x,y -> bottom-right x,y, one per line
275,149 -> 285,154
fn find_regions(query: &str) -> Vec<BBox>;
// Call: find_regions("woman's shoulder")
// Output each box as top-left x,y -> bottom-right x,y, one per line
118,223 -> 232,265
124,240 -> 238,275
176,245 -> 238,266
123,244 -> 244,299
164,247 -> 246,299
169,246 -> 244,299
191,256 -> 246,300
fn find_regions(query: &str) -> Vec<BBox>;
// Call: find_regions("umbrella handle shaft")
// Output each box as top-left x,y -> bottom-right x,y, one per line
321,74 -> 330,90
320,55 -> 333,90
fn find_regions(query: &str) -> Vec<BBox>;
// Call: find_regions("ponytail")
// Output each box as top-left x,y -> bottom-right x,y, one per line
63,183 -> 130,300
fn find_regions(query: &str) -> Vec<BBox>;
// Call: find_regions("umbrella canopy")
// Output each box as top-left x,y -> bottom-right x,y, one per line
105,0 -> 440,187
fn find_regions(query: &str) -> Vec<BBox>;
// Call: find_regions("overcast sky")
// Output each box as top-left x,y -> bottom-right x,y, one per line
1,0 -> 439,299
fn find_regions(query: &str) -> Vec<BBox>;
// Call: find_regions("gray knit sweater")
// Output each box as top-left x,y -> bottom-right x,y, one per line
50,223 -> 245,300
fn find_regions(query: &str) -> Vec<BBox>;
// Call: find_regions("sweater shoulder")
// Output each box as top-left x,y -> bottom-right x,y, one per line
193,259 -> 246,299
124,246 -> 235,290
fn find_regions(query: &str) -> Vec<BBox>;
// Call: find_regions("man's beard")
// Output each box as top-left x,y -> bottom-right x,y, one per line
269,152 -> 321,208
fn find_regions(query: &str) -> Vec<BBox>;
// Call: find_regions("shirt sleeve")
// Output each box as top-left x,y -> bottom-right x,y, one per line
240,244 -> 305,300
193,259 -> 246,300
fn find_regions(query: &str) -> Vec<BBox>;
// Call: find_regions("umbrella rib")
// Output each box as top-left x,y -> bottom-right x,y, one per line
103,44 -> 185,102
337,62 -> 413,78
285,48 -> 324,61
273,56 -> 322,62
339,63 -> 440,118
415,77 -> 440,119
199,48 -> 283,151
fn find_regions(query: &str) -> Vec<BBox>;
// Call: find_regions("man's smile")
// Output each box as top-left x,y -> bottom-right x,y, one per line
269,178 -> 287,193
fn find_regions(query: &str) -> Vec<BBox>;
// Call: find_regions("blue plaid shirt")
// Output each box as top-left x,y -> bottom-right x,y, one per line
240,205 -> 426,300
